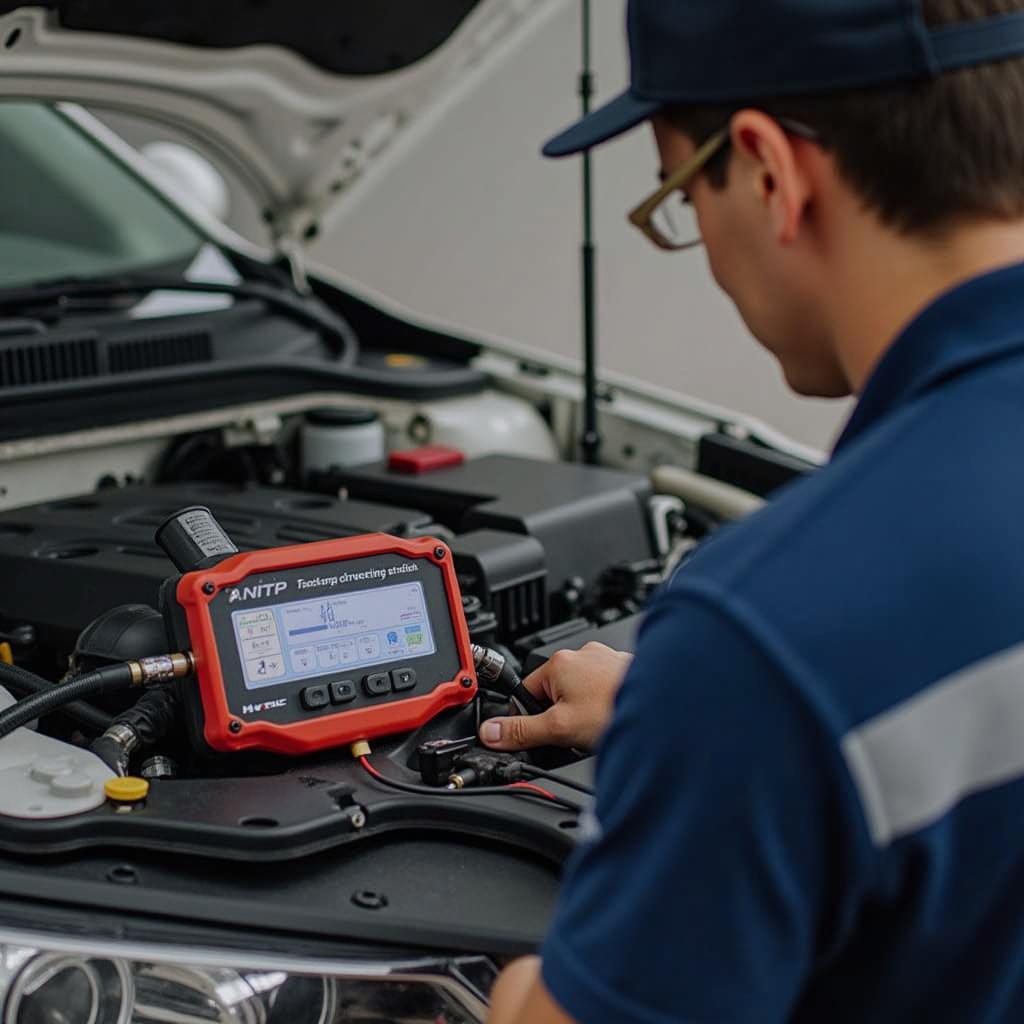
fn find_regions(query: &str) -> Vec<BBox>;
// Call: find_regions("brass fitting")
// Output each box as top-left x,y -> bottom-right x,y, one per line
127,652 -> 195,686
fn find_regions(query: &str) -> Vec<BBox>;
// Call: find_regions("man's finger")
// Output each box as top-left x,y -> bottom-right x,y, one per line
519,664 -> 553,701
479,710 -> 559,751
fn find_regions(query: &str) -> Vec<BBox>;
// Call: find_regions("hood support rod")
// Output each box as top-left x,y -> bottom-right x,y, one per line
579,0 -> 601,465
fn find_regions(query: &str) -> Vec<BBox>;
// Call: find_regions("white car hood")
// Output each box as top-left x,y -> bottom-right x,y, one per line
0,1 -> 557,252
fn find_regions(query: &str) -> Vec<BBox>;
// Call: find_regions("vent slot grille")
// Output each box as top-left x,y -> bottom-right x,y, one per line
0,336 -> 99,388
107,331 -> 213,374
492,578 -> 546,638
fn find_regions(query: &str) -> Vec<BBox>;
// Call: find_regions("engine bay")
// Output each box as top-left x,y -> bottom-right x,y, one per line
0,446 -> 681,876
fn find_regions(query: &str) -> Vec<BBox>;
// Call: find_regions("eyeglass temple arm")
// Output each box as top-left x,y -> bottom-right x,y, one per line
627,128 -> 730,228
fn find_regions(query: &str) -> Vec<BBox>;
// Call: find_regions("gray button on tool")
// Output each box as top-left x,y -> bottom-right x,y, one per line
301,684 -> 330,710
363,673 -> 391,697
330,680 -> 356,704
391,668 -> 417,692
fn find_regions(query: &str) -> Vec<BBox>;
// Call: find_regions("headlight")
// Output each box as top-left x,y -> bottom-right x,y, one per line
0,930 -> 494,1023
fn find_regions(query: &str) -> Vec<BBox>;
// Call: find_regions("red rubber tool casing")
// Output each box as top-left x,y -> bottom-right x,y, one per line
167,534 -> 477,756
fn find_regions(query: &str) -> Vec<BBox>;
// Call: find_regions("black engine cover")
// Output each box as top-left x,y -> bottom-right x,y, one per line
0,483 -> 433,651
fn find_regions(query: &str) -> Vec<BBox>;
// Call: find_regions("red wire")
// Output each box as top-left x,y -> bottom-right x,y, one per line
505,781 -> 561,802
359,756 -> 385,780
359,756 -> 562,804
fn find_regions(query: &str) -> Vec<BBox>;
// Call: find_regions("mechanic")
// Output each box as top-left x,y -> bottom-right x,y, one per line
483,1 -> 1024,1021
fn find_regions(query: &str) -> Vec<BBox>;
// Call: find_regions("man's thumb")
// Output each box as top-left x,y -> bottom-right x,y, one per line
479,712 -> 554,751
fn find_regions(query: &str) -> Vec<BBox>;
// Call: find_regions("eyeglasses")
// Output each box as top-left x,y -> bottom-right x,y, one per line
628,118 -> 822,251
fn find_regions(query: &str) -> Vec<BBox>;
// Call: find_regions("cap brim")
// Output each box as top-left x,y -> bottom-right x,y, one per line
540,88 -> 659,157
542,89 -> 661,158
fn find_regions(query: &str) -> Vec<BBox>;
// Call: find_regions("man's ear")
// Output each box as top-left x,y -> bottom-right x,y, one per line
729,109 -> 812,245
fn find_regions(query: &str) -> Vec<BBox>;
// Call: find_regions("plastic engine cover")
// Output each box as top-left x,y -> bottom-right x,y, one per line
0,687 -> 115,818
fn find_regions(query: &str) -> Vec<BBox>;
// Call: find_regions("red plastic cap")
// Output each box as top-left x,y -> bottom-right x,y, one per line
388,445 -> 465,474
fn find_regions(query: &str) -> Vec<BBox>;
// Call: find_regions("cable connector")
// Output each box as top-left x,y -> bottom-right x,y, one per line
416,736 -> 476,787
446,752 -> 524,790
127,652 -> 195,686
350,739 -> 372,759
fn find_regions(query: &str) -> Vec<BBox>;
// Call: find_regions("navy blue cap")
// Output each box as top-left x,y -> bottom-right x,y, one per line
544,0 -> 1024,157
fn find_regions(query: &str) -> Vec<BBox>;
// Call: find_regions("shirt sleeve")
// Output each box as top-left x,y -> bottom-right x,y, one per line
540,587 -> 867,1024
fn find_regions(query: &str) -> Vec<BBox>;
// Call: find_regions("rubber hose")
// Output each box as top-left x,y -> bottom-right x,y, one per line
111,685 -> 181,748
0,661 -> 114,733
90,734 -> 131,776
650,464 -> 765,521
0,664 -> 134,741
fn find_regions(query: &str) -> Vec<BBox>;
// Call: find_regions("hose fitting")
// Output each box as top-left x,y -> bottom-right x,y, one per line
127,652 -> 195,686
470,644 -> 549,716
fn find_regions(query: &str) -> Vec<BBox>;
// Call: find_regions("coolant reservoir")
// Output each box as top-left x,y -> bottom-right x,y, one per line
302,407 -> 387,473
0,687 -> 114,818
408,392 -> 558,460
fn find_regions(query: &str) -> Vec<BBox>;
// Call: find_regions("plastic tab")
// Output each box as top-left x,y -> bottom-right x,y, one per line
388,445 -> 465,474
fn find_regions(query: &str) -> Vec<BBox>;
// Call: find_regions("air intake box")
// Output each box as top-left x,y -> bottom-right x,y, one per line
312,454 -> 656,625
451,530 -> 547,640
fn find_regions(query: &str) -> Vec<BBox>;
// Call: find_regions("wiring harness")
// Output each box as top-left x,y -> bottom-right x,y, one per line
352,738 -> 592,814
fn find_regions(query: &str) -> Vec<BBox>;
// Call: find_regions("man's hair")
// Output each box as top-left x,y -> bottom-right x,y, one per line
665,0 -> 1024,234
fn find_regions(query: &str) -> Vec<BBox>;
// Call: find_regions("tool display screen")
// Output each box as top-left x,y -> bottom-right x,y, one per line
231,581 -> 436,691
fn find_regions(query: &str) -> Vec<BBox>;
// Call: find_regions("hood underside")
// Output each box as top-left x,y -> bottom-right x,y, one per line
0,0 -> 557,249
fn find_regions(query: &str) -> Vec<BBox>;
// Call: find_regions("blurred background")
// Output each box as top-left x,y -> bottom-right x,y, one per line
110,0 -> 852,453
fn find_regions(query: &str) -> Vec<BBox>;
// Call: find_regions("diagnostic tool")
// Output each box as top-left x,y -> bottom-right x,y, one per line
159,511 -> 476,755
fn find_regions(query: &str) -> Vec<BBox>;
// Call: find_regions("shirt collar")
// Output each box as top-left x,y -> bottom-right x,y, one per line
834,260 -> 1024,453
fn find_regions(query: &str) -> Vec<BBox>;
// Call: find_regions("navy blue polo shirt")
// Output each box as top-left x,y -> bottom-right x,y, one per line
541,262 -> 1024,1023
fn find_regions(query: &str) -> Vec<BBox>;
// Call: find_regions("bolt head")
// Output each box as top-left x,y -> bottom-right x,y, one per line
202,582 -> 215,595
107,864 -> 139,885
460,676 -> 474,689
229,720 -> 242,734
434,546 -> 446,560
351,889 -> 388,910
350,807 -> 367,829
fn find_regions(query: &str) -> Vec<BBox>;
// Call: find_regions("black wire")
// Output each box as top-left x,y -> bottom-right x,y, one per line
520,763 -> 595,797
359,757 -> 584,814
0,662 -> 114,734
0,664 -> 135,741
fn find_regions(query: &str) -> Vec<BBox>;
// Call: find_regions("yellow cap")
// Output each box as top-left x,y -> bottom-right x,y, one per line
0,642 -> 12,666
350,740 -> 372,759
384,353 -> 426,369
104,776 -> 150,802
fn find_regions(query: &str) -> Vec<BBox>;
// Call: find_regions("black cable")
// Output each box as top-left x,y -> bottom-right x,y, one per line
519,763 -> 595,797
0,664 -> 136,741
507,677 -> 550,716
0,662 -> 114,734
358,756 -> 584,814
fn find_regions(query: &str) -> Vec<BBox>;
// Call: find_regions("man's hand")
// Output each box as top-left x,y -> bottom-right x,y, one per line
478,642 -> 631,751
487,957 -> 577,1024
